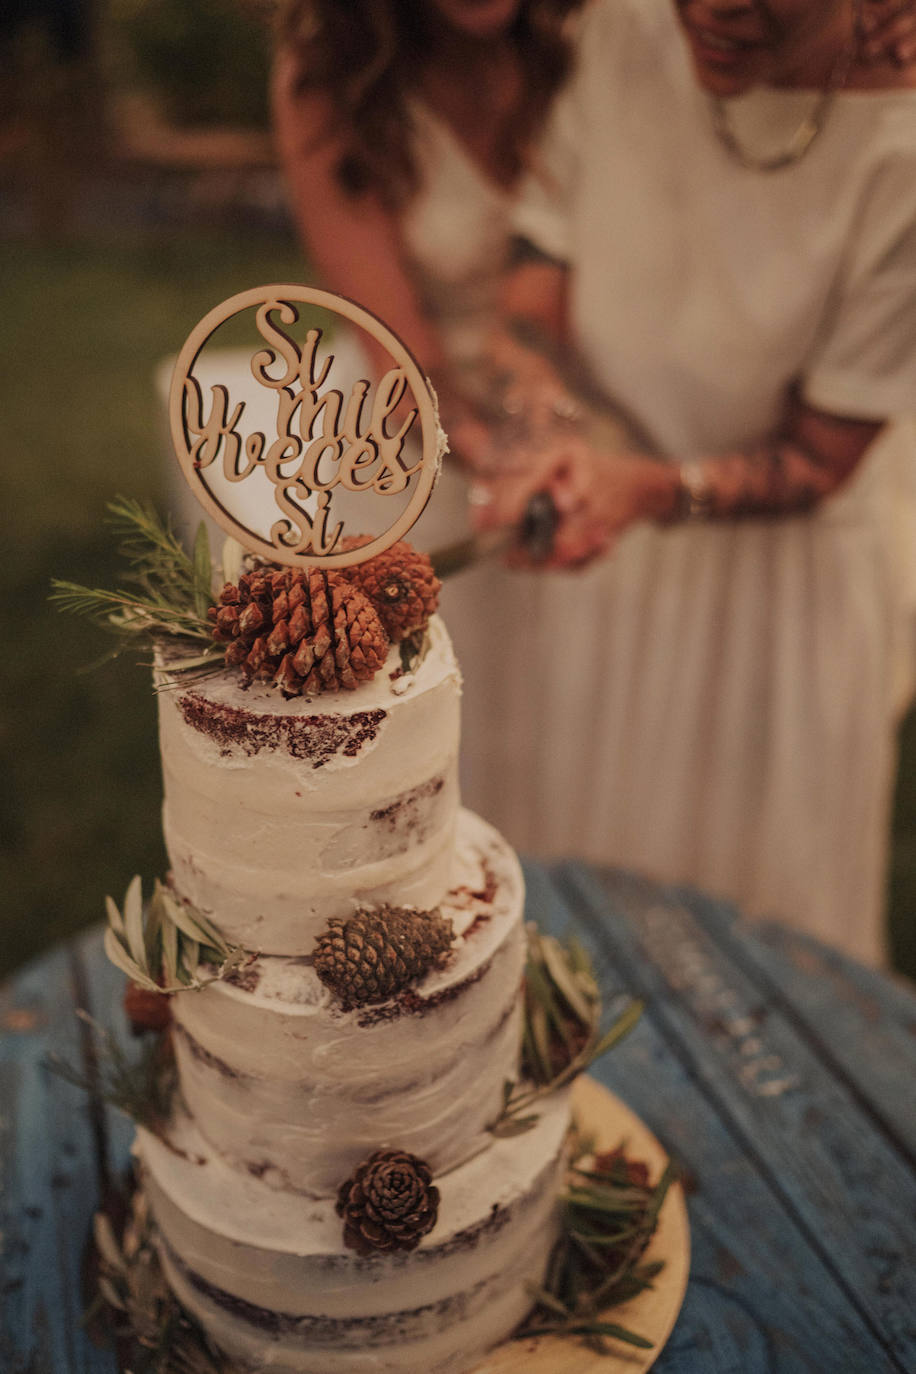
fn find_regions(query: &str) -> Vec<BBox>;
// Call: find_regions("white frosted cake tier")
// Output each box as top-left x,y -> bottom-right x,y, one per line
171,810 -> 526,1196
157,617 -> 461,954
138,1087 -> 569,1374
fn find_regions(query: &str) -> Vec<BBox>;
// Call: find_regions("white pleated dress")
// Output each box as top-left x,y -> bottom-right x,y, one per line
398,0 -> 916,967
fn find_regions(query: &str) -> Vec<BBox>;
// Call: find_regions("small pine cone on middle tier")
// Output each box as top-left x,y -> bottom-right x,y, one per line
208,566 -> 389,697
312,905 -> 455,1009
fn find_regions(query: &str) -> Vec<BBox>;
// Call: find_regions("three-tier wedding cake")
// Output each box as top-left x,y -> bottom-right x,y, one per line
121,285 -> 572,1373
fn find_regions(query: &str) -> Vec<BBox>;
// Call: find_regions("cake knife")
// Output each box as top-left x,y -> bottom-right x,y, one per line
430,490 -> 558,579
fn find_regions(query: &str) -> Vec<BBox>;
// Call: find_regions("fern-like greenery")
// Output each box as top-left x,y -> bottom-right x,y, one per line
48,1012 -> 176,1134
50,497 -> 221,672
520,1139 -> 676,1354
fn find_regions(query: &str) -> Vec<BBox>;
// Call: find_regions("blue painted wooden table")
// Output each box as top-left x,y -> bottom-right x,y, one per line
2,863 -> 915,1374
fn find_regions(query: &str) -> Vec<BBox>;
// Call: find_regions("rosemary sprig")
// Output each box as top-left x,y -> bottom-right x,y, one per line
516,1140 -> 676,1355
50,497 -> 221,671
491,926 -> 642,1136
49,1012 -> 175,1133
81,1127 -> 672,1369
104,876 -> 248,994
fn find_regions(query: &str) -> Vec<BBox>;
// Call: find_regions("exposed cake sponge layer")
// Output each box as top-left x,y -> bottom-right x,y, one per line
157,617 -> 461,954
171,810 -> 525,1196
139,1087 -> 569,1374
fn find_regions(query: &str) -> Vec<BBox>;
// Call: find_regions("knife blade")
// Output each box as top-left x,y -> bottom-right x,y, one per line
430,490 -> 559,580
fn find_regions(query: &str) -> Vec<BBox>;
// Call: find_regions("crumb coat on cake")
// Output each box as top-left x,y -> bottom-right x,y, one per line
157,615 -> 461,954
170,811 -> 525,1196
138,1087 -> 569,1374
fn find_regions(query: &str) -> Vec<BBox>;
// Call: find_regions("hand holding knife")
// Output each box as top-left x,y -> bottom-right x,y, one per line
430,490 -> 559,580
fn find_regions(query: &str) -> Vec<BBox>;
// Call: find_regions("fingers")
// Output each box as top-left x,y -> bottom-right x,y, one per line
860,0 -> 916,62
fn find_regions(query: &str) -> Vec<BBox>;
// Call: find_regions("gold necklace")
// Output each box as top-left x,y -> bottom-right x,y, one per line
709,12 -> 860,172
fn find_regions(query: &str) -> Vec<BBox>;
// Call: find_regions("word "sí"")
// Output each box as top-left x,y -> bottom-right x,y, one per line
183,301 -> 421,554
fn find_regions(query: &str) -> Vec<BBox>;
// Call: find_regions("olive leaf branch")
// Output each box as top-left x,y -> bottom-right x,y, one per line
491,926 -> 642,1137
104,876 -> 248,994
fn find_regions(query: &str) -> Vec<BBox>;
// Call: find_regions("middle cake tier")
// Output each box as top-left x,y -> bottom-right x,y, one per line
171,809 -> 525,1197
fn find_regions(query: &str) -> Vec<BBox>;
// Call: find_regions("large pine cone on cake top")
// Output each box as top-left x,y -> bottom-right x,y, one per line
337,1149 -> 440,1255
340,538 -> 441,642
312,906 -> 455,1010
208,566 -> 389,697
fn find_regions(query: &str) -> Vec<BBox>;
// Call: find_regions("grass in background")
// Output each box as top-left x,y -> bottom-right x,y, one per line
2,230 -> 914,982
2,229 -> 306,975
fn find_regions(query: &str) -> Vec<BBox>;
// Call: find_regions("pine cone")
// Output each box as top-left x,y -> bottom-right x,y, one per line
341,538 -> 440,642
208,566 -> 389,697
124,982 -> 171,1035
337,1149 -> 439,1255
313,906 -> 454,1009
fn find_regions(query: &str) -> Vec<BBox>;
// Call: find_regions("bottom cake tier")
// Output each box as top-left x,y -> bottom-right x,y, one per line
137,1088 -> 570,1374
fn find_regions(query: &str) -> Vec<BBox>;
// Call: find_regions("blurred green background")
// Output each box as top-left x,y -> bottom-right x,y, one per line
2,1 -> 915,983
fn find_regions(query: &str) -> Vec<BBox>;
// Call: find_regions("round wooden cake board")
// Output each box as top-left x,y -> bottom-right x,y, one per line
474,1076 -> 691,1374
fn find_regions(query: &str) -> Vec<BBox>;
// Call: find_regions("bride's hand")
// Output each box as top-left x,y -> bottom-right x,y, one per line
861,0 -> 916,63
471,438 -> 677,570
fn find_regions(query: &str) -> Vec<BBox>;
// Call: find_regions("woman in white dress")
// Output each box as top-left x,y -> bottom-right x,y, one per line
271,0 -> 589,837
473,0 -> 916,965
272,0 -> 916,964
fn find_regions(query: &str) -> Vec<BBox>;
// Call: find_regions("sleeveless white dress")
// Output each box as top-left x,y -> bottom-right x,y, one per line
398,7 -> 916,969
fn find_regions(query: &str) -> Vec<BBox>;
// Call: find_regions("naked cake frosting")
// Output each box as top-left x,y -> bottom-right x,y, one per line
58,289 -> 649,1372
136,594 -> 572,1373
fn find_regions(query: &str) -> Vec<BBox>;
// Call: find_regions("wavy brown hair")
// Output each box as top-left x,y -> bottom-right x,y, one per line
278,0 -> 584,208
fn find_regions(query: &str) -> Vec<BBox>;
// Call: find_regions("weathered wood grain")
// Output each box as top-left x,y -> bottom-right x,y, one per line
0,942 -> 118,1374
549,863 -> 916,1371
684,892 -> 916,1165
476,1077 -> 689,1374
5,862 -> 916,1374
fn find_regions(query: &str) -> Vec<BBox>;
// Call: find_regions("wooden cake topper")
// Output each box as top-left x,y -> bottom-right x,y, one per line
168,285 -> 442,568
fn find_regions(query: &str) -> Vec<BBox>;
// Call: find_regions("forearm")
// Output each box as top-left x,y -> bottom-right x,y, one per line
669,406 -> 883,522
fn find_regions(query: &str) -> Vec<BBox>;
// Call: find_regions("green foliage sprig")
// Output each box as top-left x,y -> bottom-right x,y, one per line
84,1137 -> 673,1368
49,1012 -> 176,1134
50,497 -> 221,674
519,1137 -> 676,1354
104,875 -> 248,994
492,926 -> 642,1136
90,1182 -> 231,1374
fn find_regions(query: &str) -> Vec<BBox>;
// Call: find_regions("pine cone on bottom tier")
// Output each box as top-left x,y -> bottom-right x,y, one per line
208,566 -> 389,697
340,537 -> 441,642
337,1149 -> 440,1255
312,906 -> 455,1009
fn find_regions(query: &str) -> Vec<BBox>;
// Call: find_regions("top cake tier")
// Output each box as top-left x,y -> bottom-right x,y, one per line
157,617 -> 462,956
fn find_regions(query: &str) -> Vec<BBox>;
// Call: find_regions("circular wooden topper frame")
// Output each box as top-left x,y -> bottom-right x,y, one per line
168,284 -> 442,569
